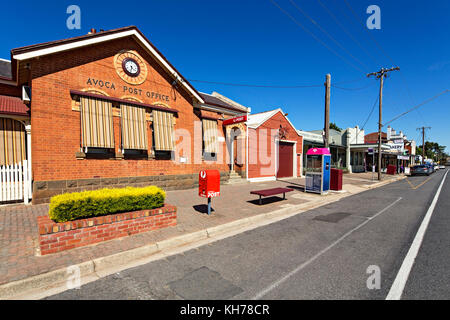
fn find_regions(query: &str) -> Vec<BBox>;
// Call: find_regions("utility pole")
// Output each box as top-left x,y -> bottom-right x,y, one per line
324,74 -> 331,149
367,67 -> 400,181
416,126 -> 431,164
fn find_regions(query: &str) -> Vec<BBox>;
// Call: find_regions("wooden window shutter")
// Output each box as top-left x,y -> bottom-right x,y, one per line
120,103 -> 148,150
202,119 -> 218,154
152,110 -> 175,151
80,96 -> 114,148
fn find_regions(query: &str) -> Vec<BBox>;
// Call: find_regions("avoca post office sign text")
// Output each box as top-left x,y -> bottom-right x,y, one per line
85,77 -> 170,102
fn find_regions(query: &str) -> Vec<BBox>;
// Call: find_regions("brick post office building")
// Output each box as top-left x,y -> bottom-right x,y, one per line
0,26 -> 250,204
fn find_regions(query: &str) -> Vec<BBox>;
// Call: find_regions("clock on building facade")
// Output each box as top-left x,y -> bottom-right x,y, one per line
114,50 -> 148,85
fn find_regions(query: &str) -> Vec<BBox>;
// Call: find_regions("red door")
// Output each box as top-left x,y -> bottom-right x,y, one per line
277,142 -> 293,178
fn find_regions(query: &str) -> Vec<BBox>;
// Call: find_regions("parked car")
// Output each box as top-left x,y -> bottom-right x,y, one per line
423,163 -> 435,174
425,164 -> 435,174
410,165 -> 430,176
434,164 -> 439,171
439,165 -> 446,169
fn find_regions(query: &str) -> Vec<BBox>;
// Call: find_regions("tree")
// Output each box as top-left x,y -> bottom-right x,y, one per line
417,141 -> 448,162
329,122 -> 342,132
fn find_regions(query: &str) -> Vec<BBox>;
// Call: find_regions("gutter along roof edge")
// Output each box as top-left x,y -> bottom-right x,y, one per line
11,26 -> 204,104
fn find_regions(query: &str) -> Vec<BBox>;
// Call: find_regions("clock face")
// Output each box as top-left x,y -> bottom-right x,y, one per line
122,58 -> 140,77
114,51 -> 147,85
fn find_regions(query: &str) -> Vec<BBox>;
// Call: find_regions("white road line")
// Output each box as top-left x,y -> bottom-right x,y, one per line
252,197 -> 403,300
386,170 -> 448,300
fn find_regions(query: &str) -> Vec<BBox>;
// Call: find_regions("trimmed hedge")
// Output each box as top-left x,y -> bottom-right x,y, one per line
49,186 -> 166,223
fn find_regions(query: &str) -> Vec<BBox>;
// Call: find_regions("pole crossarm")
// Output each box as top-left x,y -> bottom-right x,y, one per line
367,67 -> 400,78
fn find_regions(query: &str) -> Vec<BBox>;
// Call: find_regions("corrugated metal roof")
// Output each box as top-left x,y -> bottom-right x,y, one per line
246,109 -> 280,128
247,108 -> 302,139
0,95 -> 29,116
199,92 -> 247,113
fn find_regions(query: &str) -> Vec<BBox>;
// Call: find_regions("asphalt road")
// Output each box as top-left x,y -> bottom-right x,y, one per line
47,169 -> 449,300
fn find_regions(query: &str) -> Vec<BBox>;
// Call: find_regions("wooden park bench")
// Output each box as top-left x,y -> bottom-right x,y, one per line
250,187 -> 294,205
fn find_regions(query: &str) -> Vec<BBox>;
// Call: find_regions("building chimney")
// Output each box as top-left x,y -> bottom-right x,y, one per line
89,28 -> 97,34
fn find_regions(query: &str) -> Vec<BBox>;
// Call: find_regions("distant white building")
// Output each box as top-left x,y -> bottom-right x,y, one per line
297,125 -> 365,172
346,125 -> 365,145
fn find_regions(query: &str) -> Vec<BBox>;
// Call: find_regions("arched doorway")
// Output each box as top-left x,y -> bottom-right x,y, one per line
0,117 -> 31,203
227,125 -> 244,171
0,118 -> 27,166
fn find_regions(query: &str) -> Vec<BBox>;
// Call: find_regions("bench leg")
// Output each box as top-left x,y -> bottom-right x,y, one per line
283,192 -> 286,200
259,195 -> 262,205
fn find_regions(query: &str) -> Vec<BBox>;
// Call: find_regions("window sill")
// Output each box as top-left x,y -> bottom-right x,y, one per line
75,151 -> 86,159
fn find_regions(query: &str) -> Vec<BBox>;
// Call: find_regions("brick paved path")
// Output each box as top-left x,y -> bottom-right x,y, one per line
0,173 -> 397,285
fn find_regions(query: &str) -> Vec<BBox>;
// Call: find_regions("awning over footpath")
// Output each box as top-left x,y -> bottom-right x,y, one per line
0,95 -> 29,116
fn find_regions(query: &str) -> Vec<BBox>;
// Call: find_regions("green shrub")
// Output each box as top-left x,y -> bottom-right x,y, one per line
49,186 -> 166,223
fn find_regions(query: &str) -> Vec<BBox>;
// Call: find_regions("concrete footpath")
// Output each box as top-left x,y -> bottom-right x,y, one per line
0,173 -> 405,299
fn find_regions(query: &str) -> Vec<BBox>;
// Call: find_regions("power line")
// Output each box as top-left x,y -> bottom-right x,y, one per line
343,0 -> 393,63
269,0 -> 365,73
342,0 -> 427,127
187,79 -> 323,88
189,77 -> 369,88
361,95 -> 379,130
289,0 -> 370,70
316,0 -> 379,66
333,78 -> 371,85
331,82 -> 376,91
384,89 -> 449,126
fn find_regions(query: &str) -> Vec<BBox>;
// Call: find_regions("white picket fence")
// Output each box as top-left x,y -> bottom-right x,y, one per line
0,160 -> 32,204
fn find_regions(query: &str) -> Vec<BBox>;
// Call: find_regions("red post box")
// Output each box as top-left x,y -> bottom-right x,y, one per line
199,170 -> 220,198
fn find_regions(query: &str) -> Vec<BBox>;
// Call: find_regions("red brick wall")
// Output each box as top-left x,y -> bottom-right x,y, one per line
38,204 -> 176,255
248,111 -> 302,179
29,37 -> 233,183
365,132 -> 387,144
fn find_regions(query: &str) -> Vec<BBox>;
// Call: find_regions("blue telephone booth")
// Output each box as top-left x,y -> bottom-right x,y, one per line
305,148 -> 331,194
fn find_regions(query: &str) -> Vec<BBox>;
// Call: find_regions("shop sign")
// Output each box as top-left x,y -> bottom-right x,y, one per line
389,142 -> 404,152
223,115 -> 247,126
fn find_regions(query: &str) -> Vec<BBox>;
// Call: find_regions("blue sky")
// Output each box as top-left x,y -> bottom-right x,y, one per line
2,0 -> 449,151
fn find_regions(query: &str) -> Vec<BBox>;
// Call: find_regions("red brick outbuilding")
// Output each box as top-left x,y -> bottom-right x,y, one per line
246,109 -> 303,181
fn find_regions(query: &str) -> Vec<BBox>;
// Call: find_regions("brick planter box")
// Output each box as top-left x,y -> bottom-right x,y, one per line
37,204 -> 177,255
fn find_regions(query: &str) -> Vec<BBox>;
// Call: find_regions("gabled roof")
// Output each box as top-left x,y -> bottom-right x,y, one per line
0,95 -> 29,116
10,26 -> 204,104
247,108 -> 301,137
199,92 -> 248,113
247,109 -> 280,128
